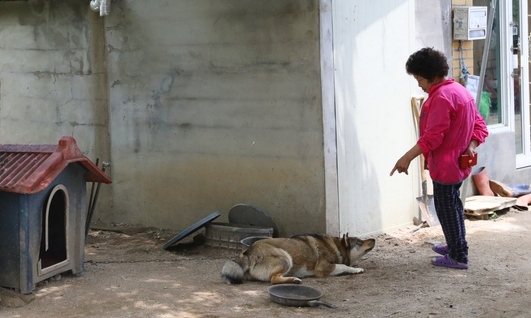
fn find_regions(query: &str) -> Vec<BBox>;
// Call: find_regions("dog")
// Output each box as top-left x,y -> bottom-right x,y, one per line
221,233 -> 375,284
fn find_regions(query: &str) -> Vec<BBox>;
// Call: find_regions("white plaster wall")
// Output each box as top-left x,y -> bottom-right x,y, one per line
332,0 -> 417,235
331,0 -> 454,236
414,0 -> 452,61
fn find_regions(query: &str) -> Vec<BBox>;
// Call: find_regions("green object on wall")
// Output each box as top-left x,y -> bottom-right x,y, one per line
479,91 -> 491,121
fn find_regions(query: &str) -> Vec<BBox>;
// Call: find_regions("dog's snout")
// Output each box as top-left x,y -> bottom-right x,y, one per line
364,239 -> 376,250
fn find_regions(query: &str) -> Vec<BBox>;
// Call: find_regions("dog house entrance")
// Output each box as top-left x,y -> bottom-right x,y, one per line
38,184 -> 70,275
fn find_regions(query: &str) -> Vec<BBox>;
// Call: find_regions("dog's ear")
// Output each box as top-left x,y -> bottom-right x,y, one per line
342,233 -> 349,247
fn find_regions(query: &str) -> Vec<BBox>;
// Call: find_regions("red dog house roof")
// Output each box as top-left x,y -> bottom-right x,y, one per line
0,136 -> 111,194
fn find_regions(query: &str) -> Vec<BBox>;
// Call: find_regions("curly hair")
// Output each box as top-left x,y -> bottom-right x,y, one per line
405,47 -> 449,81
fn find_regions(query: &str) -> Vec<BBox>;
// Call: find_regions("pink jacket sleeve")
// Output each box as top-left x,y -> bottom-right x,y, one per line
471,109 -> 488,145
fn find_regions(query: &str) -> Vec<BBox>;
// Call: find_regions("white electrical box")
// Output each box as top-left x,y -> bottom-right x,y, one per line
453,6 -> 488,41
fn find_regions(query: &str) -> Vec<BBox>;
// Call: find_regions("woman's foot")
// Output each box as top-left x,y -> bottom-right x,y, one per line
431,244 -> 448,255
431,254 -> 468,269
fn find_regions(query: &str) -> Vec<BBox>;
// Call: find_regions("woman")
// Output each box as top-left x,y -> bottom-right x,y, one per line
390,47 -> 489,269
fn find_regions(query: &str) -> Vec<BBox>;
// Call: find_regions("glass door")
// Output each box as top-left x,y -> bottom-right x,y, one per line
472,0 -> 508,128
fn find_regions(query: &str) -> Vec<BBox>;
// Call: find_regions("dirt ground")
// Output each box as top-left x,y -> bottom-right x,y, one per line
1,208 -> 530,318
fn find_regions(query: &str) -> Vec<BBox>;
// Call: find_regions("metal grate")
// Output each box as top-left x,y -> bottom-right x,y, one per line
205,222 -> 273,250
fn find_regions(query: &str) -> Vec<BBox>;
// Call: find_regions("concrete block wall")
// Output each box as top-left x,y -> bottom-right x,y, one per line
101,0 -> 324,235
0,2 -> 110,160
0,0 -> 324,236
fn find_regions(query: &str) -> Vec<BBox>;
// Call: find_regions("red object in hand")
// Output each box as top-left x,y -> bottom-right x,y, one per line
460,153 -> 478,169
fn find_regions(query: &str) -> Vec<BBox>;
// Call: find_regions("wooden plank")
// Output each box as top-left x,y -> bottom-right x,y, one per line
464,196 -> 517,213
465,211 -> 492,220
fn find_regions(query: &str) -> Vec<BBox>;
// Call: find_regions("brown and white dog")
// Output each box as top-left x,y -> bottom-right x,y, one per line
221,233 -> 375,284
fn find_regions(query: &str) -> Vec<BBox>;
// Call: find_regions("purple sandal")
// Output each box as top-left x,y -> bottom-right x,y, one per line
431,244 -> 449,255
431,254 -> 468,269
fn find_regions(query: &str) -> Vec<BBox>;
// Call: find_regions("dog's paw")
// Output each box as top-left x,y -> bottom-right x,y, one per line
271,277 -> 302,284
351,267 -> 364,274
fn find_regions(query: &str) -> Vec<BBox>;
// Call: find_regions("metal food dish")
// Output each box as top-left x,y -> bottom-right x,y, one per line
240,236 -> 270,247
267,284 -> 337,308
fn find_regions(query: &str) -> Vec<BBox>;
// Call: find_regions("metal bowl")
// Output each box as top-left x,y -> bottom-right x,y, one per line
240,236 -> 269,247
267,284 -> 337,308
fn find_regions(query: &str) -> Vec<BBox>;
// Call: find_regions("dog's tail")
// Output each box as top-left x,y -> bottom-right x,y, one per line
221,258 -> 247,284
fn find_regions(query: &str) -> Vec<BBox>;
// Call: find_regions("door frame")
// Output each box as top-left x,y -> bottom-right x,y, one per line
320,0 -> 340,235
515,0 -> 531,168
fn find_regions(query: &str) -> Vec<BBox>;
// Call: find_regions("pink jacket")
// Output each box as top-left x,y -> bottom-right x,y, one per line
417,78 -> 489,184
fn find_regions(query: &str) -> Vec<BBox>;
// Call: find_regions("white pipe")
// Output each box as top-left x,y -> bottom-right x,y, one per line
100,0 -> 111,16
90,0 -> 110,17
90,0 -> 100,12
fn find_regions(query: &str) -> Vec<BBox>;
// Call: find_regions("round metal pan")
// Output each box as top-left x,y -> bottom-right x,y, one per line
267,284 -> 337,309
240,236 -> 269,248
